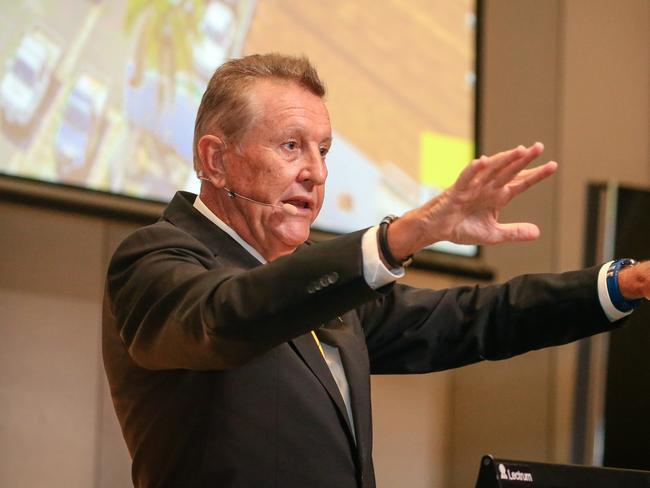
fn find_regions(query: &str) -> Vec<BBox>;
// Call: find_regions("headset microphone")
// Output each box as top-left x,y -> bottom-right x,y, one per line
199,176 -> 299,216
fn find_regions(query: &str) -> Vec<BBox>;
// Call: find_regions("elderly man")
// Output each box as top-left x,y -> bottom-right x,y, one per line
103,54 -> 649,488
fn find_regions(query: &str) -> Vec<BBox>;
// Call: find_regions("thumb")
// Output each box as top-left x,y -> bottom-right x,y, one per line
494,222 -> 540,242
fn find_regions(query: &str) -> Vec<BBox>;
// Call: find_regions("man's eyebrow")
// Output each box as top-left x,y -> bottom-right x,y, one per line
277,127 -> 332,144
275,126 -> 303,137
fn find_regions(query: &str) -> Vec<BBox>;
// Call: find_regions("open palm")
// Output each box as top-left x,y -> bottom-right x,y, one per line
424,142 -> 557,246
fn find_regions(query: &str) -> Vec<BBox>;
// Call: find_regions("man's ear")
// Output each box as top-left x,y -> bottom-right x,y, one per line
197,134 -> 228,186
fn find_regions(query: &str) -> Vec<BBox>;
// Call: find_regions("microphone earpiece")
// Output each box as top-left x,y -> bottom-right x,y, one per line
281,203 -> 299,216
199,177 -> 300,215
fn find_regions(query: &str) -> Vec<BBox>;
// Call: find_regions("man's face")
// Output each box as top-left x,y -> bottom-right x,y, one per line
222,80 -> 331,251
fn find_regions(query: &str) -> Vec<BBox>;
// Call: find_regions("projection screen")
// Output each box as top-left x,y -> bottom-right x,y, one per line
0,0 -> 478,256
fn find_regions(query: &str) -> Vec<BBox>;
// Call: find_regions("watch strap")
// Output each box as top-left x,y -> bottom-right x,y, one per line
378,215 -> 413,268
606,258 -> 642,313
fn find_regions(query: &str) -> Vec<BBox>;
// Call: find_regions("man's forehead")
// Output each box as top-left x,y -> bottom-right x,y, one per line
247,79 -> 330,125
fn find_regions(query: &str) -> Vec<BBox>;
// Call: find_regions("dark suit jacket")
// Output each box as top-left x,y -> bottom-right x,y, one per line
103,192 -> 617,488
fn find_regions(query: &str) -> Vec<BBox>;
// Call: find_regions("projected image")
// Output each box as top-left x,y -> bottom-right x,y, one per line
0,0 -> 255,201
0,0 -> 477,256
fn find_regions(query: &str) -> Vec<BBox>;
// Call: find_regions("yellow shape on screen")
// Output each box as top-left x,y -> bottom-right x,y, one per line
420,131 -> 474,190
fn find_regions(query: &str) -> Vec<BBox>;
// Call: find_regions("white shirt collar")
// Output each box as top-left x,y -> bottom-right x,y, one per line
193,195 -> 267,264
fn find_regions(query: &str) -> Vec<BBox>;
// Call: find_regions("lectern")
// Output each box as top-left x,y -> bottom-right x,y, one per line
475,455 -> 650,487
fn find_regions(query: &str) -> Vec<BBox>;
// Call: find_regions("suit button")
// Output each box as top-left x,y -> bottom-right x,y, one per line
314,282 -> 323,291
307,283 -> 316,294
328,272 -> 339,284
319,276 -> 329,287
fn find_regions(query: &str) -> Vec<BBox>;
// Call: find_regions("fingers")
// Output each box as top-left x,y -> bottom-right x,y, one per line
506,161 -> 558,198
455,142 -> 546,191
475,144 -> 528,185
454,154 -> 489,190
491,142 -> 545,187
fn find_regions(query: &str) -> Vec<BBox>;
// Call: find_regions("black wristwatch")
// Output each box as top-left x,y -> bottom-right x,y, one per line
378,215 -> 413,268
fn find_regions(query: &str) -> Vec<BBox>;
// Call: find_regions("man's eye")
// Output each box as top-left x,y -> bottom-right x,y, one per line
283,141 -> 298,151
320,147 -> 329,158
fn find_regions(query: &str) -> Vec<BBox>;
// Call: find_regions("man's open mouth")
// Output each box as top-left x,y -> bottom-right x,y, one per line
283,198 -> 311,210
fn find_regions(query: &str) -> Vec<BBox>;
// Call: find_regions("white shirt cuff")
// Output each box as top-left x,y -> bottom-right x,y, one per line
597,261 -> 634,322
361,226 -> 405,289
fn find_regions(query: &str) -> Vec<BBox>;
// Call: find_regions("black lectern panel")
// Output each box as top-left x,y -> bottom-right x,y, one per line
475,455 -> 650,488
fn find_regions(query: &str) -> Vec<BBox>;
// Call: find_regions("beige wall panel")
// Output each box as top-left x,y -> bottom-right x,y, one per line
0,203 -> 104,300
557,0 -> 650,271
372,372 -> 451,488
479,0 -> 561,281
0,292 -> 100,488
550,341 -> 578,463
0,203 -> 104,488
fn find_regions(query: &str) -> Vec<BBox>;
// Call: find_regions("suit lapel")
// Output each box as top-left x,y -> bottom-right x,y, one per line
317,318 -> 372,465
289,333 -> 356,444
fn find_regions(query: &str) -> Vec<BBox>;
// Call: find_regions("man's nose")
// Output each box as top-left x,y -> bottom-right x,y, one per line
300,147 -> 327,185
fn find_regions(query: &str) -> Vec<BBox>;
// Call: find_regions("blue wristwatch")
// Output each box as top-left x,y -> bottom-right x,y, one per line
606,259 -> 643,313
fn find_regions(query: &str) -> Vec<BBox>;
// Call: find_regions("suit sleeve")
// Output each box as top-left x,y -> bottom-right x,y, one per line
358,266 -> 622,374
105,224 -> 382,370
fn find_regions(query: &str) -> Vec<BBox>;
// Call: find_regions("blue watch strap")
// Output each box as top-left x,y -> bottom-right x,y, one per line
606,259 -> 642,313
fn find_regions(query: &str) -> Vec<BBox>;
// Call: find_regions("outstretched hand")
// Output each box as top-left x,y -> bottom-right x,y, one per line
618,261 -> 650,301
388,142 -> 558,260
431,142 -> 557,245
